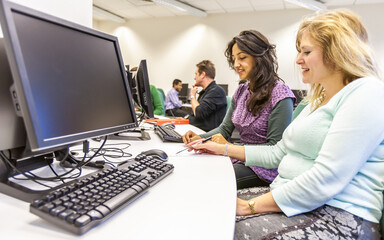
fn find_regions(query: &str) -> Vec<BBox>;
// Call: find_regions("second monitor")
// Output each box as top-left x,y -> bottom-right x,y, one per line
218,84 -> 228,96
179,83 -> 189,103
129,60 -> 154,119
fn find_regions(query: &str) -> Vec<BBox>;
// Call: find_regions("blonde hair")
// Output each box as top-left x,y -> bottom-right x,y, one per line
296,9 -> 379,107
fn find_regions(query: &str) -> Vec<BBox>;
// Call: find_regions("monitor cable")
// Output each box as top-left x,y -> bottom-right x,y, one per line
1,136 -> 108,189
69,141 -> 133,167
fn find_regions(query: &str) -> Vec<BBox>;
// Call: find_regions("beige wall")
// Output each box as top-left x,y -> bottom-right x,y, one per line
94,4 -> 384,96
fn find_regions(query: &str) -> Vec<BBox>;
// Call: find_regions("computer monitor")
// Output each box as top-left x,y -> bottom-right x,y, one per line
179,83 -> 189,103
125,64 -> 140,109
218,84 -> 228,96
0,0 -> 138,201
133,59 -> 154,119
291,89 -> 308,107
0,38 -> 26,152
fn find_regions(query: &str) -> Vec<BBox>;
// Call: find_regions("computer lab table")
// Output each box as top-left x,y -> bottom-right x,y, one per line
0,124 -> 237,240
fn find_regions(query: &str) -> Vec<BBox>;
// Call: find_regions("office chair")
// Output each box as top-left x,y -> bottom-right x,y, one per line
157,88 -> 166,115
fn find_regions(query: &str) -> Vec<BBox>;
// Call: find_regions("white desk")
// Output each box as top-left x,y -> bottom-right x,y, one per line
0,124 -> 237,240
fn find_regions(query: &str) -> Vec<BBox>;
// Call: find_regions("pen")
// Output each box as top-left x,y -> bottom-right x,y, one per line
176,136 -> 212,154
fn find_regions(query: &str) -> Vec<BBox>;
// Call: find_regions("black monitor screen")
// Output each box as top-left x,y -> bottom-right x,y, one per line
179,83 -> 188,103
292,89 -> 307,107
218,84 -> 228,96
0,1 -> 138,151
135,60 -> 154,118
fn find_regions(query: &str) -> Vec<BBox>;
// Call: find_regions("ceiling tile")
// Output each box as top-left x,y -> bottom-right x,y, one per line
326,0 -> 355,6
92,0 -> 384,21
113,8 -> 151,18
188,0 -> 224,12
138,5 -> 177,17
216,0 -> 254,9
355,0 -> 384,4
283,2 -> 304,9
226,7 -> 254,13
250,0 -> 285,11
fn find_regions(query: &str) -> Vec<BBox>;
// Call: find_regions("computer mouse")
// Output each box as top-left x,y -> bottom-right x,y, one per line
161,123 -> 175,129
140,149 -> 168,161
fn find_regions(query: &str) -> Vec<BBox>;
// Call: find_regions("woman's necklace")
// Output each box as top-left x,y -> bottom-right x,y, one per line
314,88 -> 326,109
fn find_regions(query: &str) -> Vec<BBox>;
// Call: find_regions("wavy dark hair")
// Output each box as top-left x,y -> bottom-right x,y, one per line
225,30 -> 280,117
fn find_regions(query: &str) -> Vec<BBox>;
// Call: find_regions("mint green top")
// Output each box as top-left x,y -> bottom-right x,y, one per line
245,77 -> 384,223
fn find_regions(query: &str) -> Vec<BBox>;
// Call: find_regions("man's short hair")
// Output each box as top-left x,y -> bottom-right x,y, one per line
196,60 -> 215,79
173,79 -> 182,86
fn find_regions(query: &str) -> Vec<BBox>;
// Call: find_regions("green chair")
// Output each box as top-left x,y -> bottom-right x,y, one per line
157,88 -> 166,115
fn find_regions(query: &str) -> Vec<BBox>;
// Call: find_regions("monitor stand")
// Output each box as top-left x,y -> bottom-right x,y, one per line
0,148 -> 54,202
108,128 -> 151,141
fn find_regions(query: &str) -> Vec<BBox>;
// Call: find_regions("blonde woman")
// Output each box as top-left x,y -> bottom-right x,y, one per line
189,9 -> 384,239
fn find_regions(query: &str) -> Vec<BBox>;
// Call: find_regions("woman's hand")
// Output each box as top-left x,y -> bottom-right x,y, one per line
188,140 -> 225,155
211,133 -> 230,145
182,130 -> 201,144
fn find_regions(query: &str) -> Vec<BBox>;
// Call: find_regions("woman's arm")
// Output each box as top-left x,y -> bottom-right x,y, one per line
263,98 -> 293,145
237,192 -> 282,216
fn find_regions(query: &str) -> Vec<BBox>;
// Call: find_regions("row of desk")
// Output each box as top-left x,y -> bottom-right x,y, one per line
0,124 -> 237,239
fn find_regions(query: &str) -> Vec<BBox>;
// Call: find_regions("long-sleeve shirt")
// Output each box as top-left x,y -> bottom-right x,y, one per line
245,77 -> 384,223
164,88 -> 182,110
201,98 -> 293,144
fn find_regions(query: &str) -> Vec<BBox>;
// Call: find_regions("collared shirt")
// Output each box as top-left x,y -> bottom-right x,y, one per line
164,88 -> 182,110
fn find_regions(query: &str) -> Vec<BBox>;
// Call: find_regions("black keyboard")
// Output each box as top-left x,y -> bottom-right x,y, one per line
155,124 -> 183,143
30,153 -> 174,235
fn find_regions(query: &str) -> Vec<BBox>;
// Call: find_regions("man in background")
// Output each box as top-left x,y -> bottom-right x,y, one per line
189,60 -> 227,131
164,79 -> 190,117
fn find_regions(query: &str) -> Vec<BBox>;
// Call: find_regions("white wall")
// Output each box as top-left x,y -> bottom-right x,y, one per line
0,0 -> 92,37
94,4 -> 384,96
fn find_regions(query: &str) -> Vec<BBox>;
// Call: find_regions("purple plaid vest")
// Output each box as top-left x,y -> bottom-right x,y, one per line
231,81 -> 295,182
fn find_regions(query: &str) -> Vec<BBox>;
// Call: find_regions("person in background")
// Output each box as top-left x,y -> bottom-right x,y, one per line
149,85 -> 163,115
188,60 -> 227,132
164,79 -> 189,117
189,9 -> 384,239
183,30 -> 295,189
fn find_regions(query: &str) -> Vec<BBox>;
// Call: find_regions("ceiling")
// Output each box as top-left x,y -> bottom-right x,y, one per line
93,0 -> 384,21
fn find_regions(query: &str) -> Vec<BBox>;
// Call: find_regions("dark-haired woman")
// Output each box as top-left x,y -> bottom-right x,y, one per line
183,30 -> 295,189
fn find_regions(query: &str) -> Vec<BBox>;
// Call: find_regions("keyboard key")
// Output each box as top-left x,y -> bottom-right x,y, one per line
59,209 -> 75,220
50,206 -> 66,216
66,213 -> 81,224
87,210 -> 103,220
74,215 -> 91,227
102,188 -> 139,211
